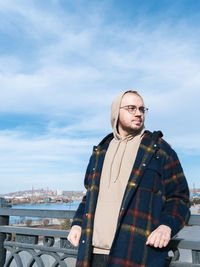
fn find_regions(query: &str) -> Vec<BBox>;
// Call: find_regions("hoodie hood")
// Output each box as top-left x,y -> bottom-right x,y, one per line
110,92 -> 125,140
111,90 -> 144,140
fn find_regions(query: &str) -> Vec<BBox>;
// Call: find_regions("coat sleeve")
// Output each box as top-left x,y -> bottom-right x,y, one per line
158,148 -> 190,237
71,156 -> 92,227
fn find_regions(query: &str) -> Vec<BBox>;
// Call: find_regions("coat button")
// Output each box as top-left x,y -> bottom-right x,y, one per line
86,213 -> 88,216
154,144 -> 157,147
143,163 -> 146,167
82,240 -> 85,244
93,168 -> 95,171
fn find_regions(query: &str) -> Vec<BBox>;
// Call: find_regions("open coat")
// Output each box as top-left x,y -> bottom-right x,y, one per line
72,130 -> 190,267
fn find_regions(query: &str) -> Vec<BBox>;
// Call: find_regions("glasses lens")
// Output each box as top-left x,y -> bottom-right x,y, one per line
127,106 -> 136,113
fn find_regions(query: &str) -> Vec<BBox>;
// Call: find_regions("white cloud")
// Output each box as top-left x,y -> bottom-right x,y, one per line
0,172 -> 85,193
0,128 -> 95,160
168,133 -> 200,155
0,127 -> 94,193
0,0 -> 200,192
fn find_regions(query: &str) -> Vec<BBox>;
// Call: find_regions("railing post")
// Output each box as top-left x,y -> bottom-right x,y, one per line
192,250 -> 200,264
0,197 -> 11,266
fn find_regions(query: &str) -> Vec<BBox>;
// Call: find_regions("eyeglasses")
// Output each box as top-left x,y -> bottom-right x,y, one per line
120,105 -> 148,114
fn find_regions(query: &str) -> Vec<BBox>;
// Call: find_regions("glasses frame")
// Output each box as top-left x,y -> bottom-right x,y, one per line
120,105 -> 148,115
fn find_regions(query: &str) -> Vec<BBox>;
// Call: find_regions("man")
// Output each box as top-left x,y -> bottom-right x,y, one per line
68,90 -> 190,267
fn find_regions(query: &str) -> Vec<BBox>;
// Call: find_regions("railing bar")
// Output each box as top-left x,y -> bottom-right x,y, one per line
188,215 -> 200,226
169,238 -> 200,250
169,262 -> 200,267
0,209 -> 198,222
0,225 -> 70,238
3,226 -> 200,249
0,208 -> 76,218
3,209 -> 200,223
4,241 -> 78,256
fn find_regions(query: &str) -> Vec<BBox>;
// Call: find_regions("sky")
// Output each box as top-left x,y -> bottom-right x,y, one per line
0,0 -> 200,194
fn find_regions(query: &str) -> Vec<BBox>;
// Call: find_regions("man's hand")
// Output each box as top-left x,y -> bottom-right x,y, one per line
67,225 -> 82,247
146,225 -> 171,248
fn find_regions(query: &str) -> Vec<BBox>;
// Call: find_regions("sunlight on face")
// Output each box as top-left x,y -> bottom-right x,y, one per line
118,93 -> 145,137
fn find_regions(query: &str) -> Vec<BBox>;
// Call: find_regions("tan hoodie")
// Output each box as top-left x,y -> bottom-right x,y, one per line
92,91 -> 145,254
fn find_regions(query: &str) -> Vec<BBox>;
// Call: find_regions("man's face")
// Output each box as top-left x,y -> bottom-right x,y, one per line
118,93 -> 145,137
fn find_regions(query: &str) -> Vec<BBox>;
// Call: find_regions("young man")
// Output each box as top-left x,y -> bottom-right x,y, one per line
68,90 -> 190,267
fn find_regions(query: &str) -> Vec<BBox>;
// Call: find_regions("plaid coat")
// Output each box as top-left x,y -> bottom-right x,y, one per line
72,130 -> 190,267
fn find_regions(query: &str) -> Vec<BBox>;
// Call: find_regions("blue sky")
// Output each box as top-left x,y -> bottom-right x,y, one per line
0,0 -> 200,194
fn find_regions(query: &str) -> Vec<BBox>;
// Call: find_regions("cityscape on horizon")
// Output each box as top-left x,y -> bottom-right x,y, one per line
0,187 -> 85,205
1,184 -> 200,206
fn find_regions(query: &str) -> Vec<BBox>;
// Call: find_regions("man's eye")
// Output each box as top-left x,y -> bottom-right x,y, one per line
139,107 -> 145,113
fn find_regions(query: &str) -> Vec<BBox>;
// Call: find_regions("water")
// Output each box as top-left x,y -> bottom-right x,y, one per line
10,200 -> 80,224
12,200 -> 80,210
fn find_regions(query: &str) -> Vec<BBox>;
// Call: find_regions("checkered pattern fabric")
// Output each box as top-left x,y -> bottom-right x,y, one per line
72,131 -> 190,267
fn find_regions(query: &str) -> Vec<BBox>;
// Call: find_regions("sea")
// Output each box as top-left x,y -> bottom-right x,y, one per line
10,200 -> 80,224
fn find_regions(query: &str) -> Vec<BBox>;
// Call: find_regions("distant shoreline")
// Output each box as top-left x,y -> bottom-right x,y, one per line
12,200 -> 73,206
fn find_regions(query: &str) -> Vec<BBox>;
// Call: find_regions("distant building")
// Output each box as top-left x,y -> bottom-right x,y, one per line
56,189 -> 63,196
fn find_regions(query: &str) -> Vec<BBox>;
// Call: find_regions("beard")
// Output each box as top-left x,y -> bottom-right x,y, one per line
117,121 -> 144,136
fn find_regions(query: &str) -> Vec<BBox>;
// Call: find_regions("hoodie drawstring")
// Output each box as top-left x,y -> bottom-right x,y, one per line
108,138 -> 129,187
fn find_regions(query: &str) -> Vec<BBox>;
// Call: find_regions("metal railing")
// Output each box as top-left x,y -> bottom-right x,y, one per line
0,198 -> 77,267
0,197 -> 200,266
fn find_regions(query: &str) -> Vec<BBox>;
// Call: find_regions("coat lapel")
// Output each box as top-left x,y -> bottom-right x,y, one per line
89,134 -> 114,211
117,131 -> 163,225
